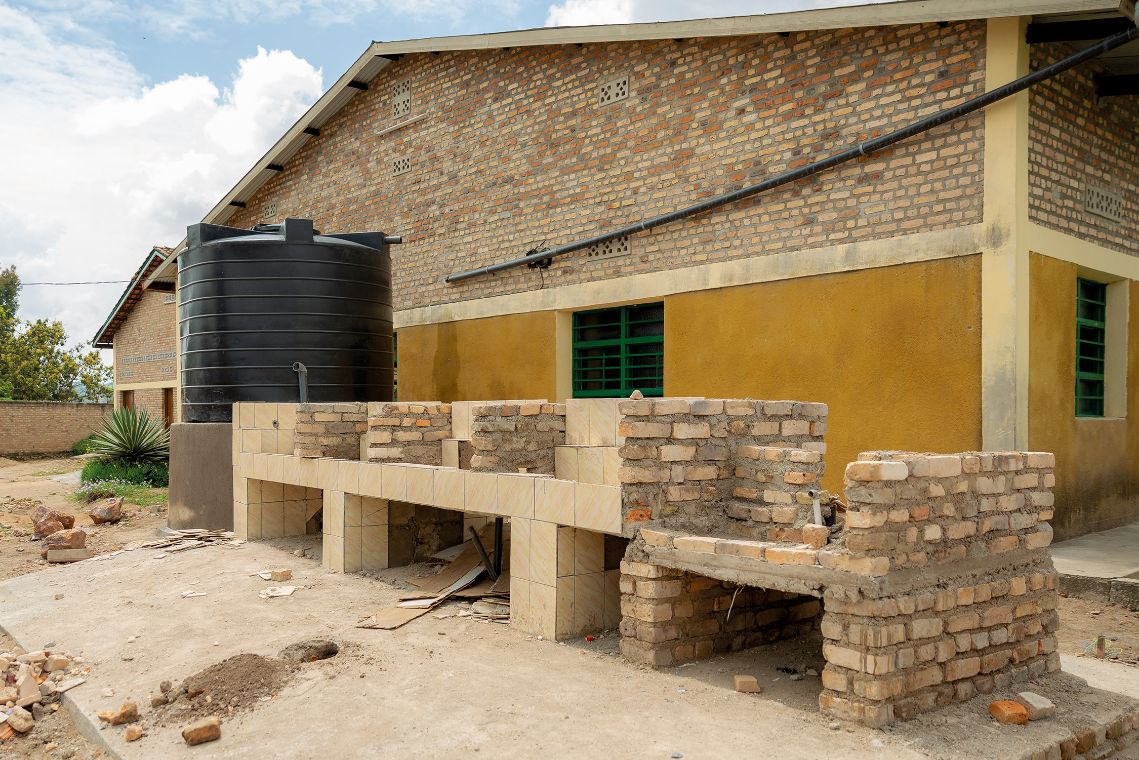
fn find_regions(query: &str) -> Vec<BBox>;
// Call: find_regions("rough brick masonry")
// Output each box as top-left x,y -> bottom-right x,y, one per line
224,22 -> 986,310
0,402 -> 111,455
294,403 -> 368,460
366,402 -> 452,464
469,403 -> 566,474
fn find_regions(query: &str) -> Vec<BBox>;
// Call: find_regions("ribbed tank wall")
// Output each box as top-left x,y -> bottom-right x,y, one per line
178,218 -> 393,423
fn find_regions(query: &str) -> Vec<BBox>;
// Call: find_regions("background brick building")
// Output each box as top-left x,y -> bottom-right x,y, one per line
94,247 -> 178,426
148,1 -> 1139,539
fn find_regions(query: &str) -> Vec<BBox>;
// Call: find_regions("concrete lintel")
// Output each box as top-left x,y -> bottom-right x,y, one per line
874,548 -> 1054,597
642,546 -> 863,597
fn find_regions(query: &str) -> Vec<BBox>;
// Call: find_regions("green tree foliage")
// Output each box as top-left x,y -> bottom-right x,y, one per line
0,265 -> 113,402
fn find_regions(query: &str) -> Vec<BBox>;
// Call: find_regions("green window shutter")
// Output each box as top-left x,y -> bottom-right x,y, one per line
572,302 -> 664,398
1075,278 -> 1106,417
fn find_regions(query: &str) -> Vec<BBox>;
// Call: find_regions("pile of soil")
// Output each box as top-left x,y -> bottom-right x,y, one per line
152,654 -> 295,725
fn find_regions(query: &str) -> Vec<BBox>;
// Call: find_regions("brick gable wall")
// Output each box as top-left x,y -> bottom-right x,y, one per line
224,22 -> 986,312
112,290 -> 176,385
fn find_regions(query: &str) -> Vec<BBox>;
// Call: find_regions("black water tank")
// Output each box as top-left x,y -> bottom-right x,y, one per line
179,218 -> 394,423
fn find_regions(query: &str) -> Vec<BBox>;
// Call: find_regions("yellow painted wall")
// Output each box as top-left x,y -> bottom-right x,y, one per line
665,257 -> 984,497
1028,253 -> 1138,540
397,311 -> 558,402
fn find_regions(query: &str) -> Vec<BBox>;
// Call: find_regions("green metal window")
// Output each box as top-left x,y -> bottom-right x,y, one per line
1075,278 -> 1106,417
572,303 -> 664,398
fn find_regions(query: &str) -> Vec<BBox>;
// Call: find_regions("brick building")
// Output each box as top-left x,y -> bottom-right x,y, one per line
94,247 -> 178,426
149,0 -> 1139,539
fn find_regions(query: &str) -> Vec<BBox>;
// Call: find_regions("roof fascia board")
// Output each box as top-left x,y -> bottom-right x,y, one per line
93,249 -> 168,347
368,0 -> 1124,55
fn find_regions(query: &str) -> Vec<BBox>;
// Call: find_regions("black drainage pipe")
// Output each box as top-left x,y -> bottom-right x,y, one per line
445,26 -> 1139,285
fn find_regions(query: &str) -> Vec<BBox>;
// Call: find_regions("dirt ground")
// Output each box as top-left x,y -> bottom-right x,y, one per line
0,456 -> 166,580
1056,595 -> 1139,666
0,455 -> 165,759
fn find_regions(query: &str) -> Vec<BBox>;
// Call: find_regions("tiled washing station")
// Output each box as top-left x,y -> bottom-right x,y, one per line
231,397 -> 1062,728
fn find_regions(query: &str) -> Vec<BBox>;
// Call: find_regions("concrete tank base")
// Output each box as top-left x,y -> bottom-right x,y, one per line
168,423 -> 233,531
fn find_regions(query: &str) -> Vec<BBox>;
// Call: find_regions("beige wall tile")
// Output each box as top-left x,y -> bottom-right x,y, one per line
530,520 -> 558,587
324,490 -> 345,536
556,576 -> 576,640
434,468 -> 465,510
343,527 -> 362,573
252,454 -> 269,481
574,529 -> 605,575
282,456 -> 301,485
586,399 -> 618,447
276,403 -> 297,430
535,478 -> 575,525
337,460 -> 361,493
323,532 -> 344,572
574,572 -> 605,633
261,502 -> 285,539
239,403 -> 255,430
510,517 -> 531,582
233,500 -> 248,539
554,446 -> 579,480
451,401 -> 472,441
361,497 -> 388,526
575,482 -> 621,534
284,500 -> 306,535
442,438 -> 459,468
266,455 -> 284,484
565,400 -> 588,445
258,430 -> 277,456
246,502 -> 262,540
254,403 -> 277,431
578,447 -> 604,484
380,464 -> 408,501
406,466 -> 434,505
556,526 -> 575,577
277,429 -> 295,455
529,582 -> 557,640
239,451 -> 254,477
344,494 -> 362,528
297,457 -> 318,488
464,471 -> 499,514
362,525 -> 388,569
284,483 -> 306,500
242,430 -> 260,454
498,475 -> 535,519
261,480 -> 283,504
509,576 -> 530,631
602,447 -> 621,485
316,458 -> 339,490
359,462 -> 383,497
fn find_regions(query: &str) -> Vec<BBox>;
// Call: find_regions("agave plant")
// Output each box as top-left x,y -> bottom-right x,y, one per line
90,408 -> 170,464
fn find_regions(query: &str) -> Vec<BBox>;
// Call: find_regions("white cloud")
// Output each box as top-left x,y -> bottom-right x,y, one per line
0,6 -> 323,346
545,0 -> 876,26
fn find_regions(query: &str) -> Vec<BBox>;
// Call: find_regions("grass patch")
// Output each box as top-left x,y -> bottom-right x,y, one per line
73,479 -> 168,507
81,458 -> 168,487
71,436 -> 98,455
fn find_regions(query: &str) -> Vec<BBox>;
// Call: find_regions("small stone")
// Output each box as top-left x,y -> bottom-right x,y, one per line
182,716 -> 222,745
629,390 -> 644,400
828,722 -> 841,730
101,688 -> 114,697
159,680 -> 173,694
97,702 -> 139,725
33,505 -> 74,538
89,497 -> 124,525
16,666 -> 41,707
42,655 -> 70,672
149,692 -> 167,708
5,706 -> 34,733
1014,692 -> 1056,720
270,569 -> 293,582
31,702 -> 45,721
125,725 -> 144,742
734,674 -> 762,693
989,700 -> 1029,725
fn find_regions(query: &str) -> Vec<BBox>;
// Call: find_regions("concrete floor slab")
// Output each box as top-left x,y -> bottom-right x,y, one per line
3,542 -> 1138,760
0,542 -> 923,760
1052,521 -> 1139,580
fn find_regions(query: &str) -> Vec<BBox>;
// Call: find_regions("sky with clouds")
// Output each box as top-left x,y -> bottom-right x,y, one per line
0,0 -> 871,349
